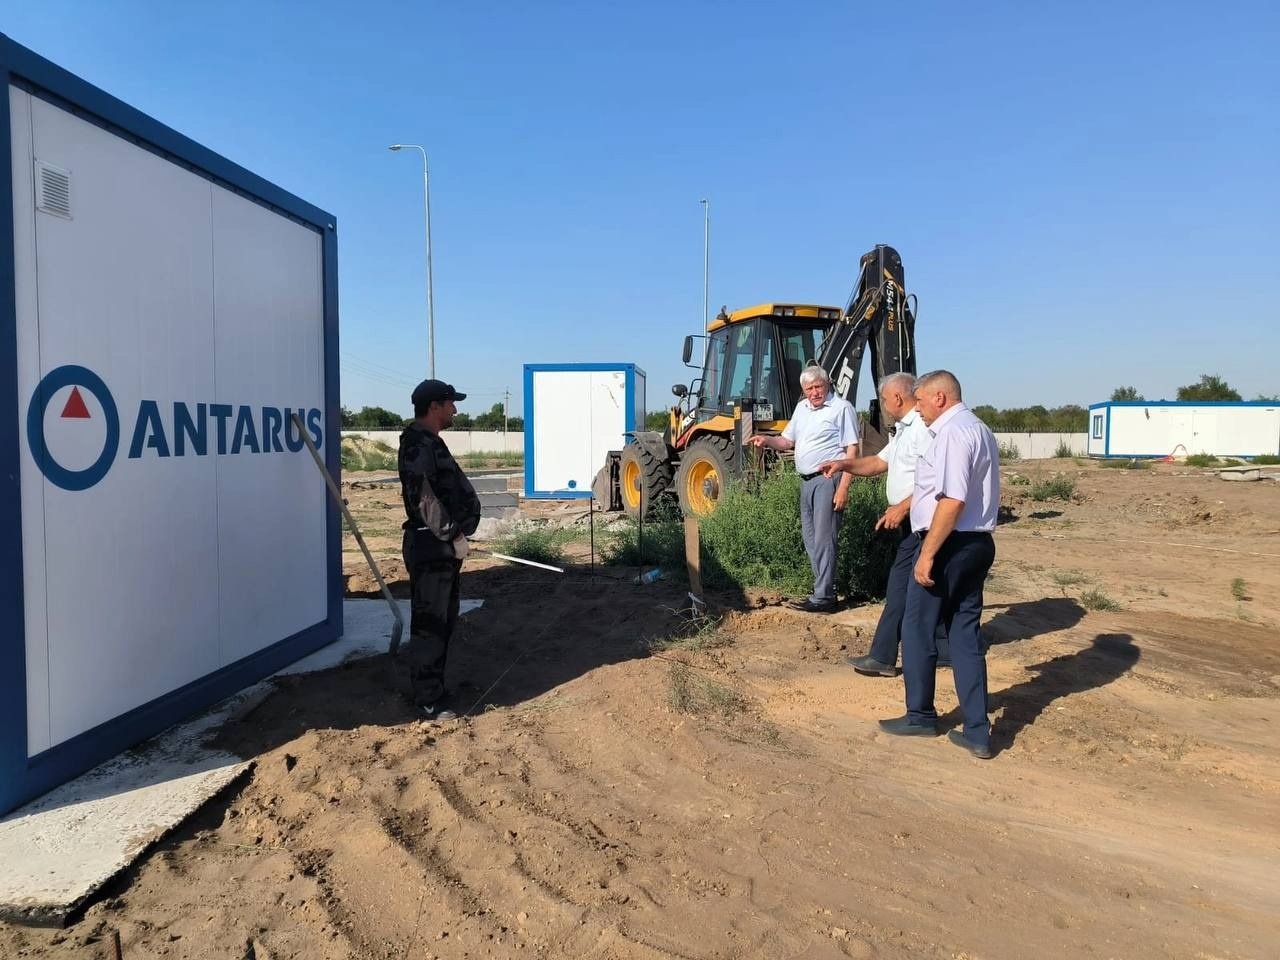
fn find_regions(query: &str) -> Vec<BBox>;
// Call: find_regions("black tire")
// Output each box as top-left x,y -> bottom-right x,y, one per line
619,442 -> 673,519
674,434 -> 736,516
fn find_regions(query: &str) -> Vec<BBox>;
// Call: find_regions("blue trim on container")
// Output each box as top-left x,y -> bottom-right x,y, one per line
1088,400 -> 1278,408
0,55 -> 28,816
0,33 -> 342,814
523,363 -> 641,499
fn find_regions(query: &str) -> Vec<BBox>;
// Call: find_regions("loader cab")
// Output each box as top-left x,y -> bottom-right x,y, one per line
694,304 -> 840,424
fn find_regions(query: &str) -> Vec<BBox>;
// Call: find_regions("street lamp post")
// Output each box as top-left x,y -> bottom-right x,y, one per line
699,198 -> 709,329
388,143 -> 435,378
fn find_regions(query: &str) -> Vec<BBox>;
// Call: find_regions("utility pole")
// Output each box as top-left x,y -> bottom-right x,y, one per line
699,198 -> 710,329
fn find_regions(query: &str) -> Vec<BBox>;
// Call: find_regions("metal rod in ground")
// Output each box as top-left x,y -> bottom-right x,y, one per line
473,549 -> 565,573
589,495 -> 595,579
292,413 -> 405,654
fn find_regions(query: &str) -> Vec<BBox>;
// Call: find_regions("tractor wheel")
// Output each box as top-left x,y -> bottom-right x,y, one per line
619,443 -> 673,519
675,435 -> 735,516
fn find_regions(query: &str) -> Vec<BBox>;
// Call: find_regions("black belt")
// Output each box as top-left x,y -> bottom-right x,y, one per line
913,529 -> 993,539
799,471 -> 824,481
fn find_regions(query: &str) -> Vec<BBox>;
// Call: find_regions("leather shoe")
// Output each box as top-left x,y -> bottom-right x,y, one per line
789,598 -> 838,613
878,715 -> 938,737
847,655 -> 897,677
947,730 -> 992,759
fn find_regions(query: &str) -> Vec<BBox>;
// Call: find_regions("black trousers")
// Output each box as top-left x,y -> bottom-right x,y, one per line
868,529 -> 951,668
903,531 -> 995,745
403,531 -> 461,708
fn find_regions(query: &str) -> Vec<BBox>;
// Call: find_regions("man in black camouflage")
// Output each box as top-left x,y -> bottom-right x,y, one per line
399,379 -> 482,721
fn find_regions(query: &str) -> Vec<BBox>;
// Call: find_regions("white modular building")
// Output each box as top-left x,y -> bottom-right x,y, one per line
0,35 -> 342,813
524,363 -> 646,498
1087,401 -> 1280,459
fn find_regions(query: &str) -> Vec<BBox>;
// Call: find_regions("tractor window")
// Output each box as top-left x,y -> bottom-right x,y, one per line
776,324 -> 830,407
702,329 -> 728,403
759,332 -> 784,415
723,321 -> 759,403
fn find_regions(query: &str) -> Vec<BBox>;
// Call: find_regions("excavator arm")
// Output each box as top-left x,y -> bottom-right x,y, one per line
817,244 -> 917,435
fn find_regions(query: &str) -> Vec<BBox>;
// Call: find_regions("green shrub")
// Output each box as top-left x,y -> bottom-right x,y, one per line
1250,454 -> 1280,465
1099,458 -> 1152,470
1231,577 -> 1249,601
1030,475 -> 1076,502
1080,588 -> 1120,611
997,440 -> 1021,462
1185,454 -> 1220,467
607,470 -> 896,602
495,527 -> 578,566
1054,440 -> 1076,458
340,436 -> 397,471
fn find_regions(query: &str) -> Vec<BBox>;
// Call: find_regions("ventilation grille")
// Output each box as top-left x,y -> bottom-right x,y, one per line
35,160 -> 72,219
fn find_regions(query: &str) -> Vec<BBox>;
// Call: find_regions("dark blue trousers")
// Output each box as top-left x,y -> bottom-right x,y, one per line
868,529 -> 951,668
902,531 -> 995,745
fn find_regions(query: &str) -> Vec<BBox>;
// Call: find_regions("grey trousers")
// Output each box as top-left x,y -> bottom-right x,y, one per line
800,474 -> 841,603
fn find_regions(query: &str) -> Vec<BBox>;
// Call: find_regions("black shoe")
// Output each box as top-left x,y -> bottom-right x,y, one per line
847,655 -> 897,677
789,598 -> 838,613
878,715 -> 938,737
420,700 -> 459,722
947,730 -> 992,759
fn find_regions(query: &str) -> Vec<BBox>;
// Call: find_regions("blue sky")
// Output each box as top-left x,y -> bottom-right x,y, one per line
5,1 -> 1278,416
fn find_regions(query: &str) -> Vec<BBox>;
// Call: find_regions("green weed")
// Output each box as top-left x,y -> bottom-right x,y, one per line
1099,459 -> 1152,470
1185,454 -> 1220,467
1251,454 -> 1280,465
1080,589 -> 1121,612
1030,475 -> 1076,502
340,437 -> 397,472
495,526 -> 579,566
1051,569 -> 1089,587
1231,577 -> 1249,601
997,440 -> 1021,462
1054,440 -> 1076,458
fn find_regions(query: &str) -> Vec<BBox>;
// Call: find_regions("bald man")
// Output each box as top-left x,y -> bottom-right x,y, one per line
878,370 -> 1000,759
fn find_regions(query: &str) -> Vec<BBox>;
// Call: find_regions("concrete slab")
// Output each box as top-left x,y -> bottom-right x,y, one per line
0,598 -> 481,926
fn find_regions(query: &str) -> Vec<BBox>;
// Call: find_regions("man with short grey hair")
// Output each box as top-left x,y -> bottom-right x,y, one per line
748,365 -> 860,612
820,371 -> 950,673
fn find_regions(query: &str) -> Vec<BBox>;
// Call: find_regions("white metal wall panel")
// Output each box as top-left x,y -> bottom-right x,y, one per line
531,371 -> 587,493
588,371 -> 627,496
11,91 -> 329,753
18,92 -> 222,750
211,186 -> 327,662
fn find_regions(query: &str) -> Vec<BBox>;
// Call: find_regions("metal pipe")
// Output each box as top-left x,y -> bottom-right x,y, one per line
293,413 -> 404,653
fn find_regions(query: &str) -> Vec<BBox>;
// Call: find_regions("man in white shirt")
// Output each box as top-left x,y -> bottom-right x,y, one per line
820,372 -> 950,674
747,365 -> 860,612
880,370 -> 1001,759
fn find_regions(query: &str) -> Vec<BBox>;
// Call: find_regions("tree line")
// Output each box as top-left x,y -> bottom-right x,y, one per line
641,374 -> 1275,436
341,403 -> 523,431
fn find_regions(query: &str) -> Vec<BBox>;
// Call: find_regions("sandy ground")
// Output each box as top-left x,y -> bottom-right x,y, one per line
5,461 -> 1279,959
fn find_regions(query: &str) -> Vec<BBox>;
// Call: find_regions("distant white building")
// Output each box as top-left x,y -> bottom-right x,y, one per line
1087,401 -> 1280,458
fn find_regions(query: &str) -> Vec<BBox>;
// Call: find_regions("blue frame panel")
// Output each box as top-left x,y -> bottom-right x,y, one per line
0,33 -> 342,814
523,363 -> 643,499
1085,400 -> 1280,459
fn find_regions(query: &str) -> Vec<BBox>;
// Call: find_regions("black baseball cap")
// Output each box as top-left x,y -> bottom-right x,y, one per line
411,379 -> 466,406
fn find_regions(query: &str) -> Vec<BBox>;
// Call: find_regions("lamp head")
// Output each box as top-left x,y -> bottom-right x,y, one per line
388,144 -> 402,152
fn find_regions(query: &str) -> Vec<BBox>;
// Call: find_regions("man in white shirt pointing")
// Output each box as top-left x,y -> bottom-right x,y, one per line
748,364 -> 860,612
